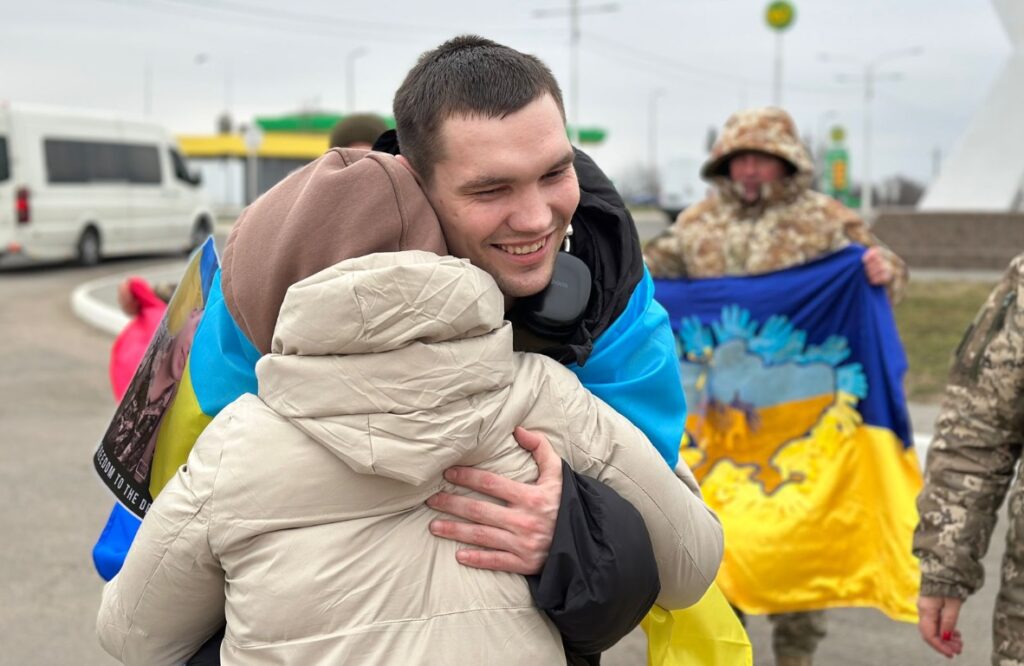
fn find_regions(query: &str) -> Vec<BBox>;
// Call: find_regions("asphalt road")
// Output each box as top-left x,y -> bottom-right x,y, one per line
0,257 -> 166,665
0,250 -> 1009,666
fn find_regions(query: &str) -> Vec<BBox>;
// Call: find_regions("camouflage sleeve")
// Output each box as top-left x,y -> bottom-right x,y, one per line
642,227 -> 689,278
912,256 -> 1024,599
840,211 -> 909,304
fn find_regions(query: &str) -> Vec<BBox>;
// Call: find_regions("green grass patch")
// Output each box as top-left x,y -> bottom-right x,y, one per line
894,280 -> 996,402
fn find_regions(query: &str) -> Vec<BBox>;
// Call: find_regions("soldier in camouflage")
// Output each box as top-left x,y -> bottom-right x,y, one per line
643,107 -> 909,666
913,255 -> 1024,665
644,106 -> 907,303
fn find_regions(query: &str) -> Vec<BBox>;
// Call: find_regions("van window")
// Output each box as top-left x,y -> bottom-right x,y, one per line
169,148 -> 196,185
91,142 -> 124,182
44,139 -> 162,184
45,139 -> 90,183
126,145 -> 161,184
0,136 -> 8,182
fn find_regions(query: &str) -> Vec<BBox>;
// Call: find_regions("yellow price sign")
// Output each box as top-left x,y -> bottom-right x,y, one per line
832,160 -> 848,191
765,1 -> 796,31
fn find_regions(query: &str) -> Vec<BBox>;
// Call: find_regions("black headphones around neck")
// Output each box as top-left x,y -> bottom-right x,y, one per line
518,226 -> 593,341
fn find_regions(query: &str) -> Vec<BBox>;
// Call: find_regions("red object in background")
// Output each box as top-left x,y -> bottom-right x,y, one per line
16,187 -> 30,224
109,278 -> 167,400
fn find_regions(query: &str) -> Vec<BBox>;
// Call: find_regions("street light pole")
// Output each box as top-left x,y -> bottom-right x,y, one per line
764,1 -> 797,106
143,61 -> 153,117
533,1 -> 619,145
196,53 -> 234,129
224,60 -> 233,118
346,47 -> 368,114
648,89 -> 665,202
861,62 -> 875,219
773,32 -> 783,106
815,109 -> 839,188
821,47 -> 921,220
569,0 -> 579,145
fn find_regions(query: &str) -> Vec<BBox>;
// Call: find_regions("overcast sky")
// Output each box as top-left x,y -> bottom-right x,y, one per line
0,0 -> 1010,189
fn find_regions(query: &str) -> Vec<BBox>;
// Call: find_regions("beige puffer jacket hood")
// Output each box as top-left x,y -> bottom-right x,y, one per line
261,251 -> 513,486
98,252 -> 723,666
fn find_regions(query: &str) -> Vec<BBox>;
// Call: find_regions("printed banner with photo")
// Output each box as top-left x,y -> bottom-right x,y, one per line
93,238 -> 218,518
653,245 -> 922,622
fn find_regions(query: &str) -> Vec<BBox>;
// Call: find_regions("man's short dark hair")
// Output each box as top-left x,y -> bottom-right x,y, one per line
393,35 -> 565,183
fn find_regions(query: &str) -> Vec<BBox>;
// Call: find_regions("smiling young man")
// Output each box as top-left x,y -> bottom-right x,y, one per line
98,35 -> 708,666
408,94 -> 578,304
373,35 -> 703,659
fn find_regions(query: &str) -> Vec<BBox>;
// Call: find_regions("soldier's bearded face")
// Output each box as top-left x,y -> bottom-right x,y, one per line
728,151 -> 788,203
421,94 -> 580,305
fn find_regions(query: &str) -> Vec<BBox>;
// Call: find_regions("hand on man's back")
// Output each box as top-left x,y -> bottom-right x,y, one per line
426,427 -> 563,575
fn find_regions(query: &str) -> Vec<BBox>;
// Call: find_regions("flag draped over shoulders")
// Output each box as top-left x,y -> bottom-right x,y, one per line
146,269 -> 261,498
93,242 -> 222,579
587,270 -> 751,664
654,245 -> 921,622
569,268 -> 686,470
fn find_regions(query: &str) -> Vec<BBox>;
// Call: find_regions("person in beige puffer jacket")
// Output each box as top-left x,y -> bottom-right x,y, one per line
96,149 -> 723,665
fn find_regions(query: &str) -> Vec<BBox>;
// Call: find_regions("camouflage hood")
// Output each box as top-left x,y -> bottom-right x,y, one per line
701,107 -> 815,207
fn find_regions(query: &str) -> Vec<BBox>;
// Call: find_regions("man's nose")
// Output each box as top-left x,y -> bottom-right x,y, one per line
733,155 -> 756,175
507,186 -> 551,234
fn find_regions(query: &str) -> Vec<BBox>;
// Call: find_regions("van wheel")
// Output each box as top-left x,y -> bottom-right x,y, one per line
188,218 -> 212,253
77,228 -> 101,266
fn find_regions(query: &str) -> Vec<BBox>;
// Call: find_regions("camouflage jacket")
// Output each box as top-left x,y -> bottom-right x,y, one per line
643,107 -> 907,302
913,255 -> 1024,599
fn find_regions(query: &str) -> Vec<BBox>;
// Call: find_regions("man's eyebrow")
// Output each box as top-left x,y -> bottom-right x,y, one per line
458,151 -> 576,193
459,174 -> 512,193
548,150 -> 576,172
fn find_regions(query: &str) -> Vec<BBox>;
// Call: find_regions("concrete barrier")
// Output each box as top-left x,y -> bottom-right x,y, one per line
873,210 -> 1024,269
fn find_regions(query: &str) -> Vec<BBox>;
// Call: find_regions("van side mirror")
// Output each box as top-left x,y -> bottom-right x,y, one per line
188,171 -> 202,186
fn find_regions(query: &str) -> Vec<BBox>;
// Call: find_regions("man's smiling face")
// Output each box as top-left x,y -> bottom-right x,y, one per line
420,93 -> 580,304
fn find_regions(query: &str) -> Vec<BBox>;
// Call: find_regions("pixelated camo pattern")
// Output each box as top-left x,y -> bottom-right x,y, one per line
913,253 -> 1024,665
642,107 -> 907,302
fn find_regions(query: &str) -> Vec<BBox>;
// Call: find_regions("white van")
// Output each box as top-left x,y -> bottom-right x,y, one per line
0,103 -> 214,265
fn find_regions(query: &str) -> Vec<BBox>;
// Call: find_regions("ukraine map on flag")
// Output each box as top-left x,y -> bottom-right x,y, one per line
653,245 -> 922,622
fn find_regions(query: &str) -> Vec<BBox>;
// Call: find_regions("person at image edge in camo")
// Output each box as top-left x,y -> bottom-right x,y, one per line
913,253 -> 1024,666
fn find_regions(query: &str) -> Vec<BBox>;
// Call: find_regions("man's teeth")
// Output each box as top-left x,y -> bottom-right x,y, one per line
500,240 -> 545,255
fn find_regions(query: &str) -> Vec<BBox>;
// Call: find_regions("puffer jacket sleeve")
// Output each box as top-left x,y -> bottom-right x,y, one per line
96,416 -> 229,665
547,360 -> 723,610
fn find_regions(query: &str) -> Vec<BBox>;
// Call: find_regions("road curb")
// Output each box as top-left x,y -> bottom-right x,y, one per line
70,274 -> 130,336
69,261 -> 186,337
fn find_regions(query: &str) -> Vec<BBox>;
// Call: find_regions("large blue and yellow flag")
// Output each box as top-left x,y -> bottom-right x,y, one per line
653,245 -> 922,622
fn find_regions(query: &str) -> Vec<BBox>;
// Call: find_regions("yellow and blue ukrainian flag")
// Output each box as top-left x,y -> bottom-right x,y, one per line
653,245 -> 922,623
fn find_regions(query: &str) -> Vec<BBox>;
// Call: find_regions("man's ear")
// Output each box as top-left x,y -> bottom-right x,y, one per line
395,155 -> 424,186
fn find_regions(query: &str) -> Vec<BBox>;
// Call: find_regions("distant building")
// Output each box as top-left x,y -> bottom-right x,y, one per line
178,112 -> 378,215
